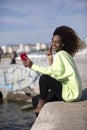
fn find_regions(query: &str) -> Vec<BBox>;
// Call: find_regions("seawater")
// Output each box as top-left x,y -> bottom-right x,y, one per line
0,101 -> 36,130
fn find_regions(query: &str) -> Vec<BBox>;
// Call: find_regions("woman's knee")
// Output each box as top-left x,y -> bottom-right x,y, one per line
39,74 -> 49,84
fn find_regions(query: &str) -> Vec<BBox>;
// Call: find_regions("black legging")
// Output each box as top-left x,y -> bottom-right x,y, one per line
32,74 -> 63,109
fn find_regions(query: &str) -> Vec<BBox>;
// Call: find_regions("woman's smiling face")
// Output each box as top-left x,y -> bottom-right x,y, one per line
51,35 -> 62,52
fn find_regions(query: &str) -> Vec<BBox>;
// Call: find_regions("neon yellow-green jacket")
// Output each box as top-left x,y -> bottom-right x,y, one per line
31,50 -> 82,102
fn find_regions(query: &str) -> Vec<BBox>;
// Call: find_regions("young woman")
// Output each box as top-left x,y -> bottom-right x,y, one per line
22,25 -> 82,116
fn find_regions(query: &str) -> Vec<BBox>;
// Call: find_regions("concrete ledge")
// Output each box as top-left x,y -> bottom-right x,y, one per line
31,99 -> 87,130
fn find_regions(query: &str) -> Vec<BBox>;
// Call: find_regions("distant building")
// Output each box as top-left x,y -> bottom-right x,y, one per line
36,42 -> 47,51
1,46 -> 7,54
17,44 -> 31,53
36,42 -> 41,51
8,46 -> 13,54
1,45 -> 17,54
0,42 -> 48,55
24,44 -> 30,53
41,43 -> 47,50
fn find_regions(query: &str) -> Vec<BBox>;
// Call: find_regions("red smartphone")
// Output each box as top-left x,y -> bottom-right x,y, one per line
20,53 -> 28,61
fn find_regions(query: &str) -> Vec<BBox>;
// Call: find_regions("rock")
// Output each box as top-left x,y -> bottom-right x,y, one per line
22,87 -> 37,97
33,84 -> 40,94
21,98 -> 33,111
21,104 -> 33,111
26,98 -> 32,103
0,91 -> 3,103
6,92 -> 30,102
30,101 -> 87,130
0,87 -> 8,99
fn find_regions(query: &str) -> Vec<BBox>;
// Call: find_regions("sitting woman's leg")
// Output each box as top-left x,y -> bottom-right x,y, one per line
39,74 -> 62,100
32,91 -> 60,110
33,74 -> 63,115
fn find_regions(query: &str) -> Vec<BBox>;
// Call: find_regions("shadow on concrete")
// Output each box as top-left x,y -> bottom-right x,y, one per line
80,88 -> 87,101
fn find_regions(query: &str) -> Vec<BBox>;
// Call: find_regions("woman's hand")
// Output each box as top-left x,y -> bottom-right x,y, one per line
46,49 -> 53,65
21,56 -> 33,68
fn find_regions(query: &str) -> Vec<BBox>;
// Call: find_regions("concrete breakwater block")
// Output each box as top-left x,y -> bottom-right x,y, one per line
30,101 -> 87,130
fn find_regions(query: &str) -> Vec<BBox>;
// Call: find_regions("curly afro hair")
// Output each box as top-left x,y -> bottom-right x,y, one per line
53,25 -> 82,56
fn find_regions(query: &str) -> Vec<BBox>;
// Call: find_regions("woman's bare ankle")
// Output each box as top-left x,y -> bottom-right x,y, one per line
34,99 -> 45,113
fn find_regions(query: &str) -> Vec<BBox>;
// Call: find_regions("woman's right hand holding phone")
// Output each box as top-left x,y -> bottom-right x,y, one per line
20,53 -> 33,68
46,47 -> 53,65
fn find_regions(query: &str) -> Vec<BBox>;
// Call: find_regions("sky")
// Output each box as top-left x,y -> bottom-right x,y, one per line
0,0 -> 87,45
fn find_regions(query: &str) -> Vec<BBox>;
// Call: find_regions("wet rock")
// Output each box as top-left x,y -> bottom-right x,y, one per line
0,91 -> 3,103
6,92 -> 30,102
21,98 -> 33,111
21,104 -> 33,111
